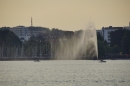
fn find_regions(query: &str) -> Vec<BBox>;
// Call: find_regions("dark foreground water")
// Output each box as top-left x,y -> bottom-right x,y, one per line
0,60 -> 130,86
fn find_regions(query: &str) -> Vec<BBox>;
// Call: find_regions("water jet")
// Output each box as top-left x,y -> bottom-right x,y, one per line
52,24 -> 98,60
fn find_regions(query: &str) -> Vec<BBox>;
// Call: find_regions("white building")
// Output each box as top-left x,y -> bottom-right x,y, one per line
28,26 -> 44,36
96,26 -> 124,45
10,26 -> 31,41
10,26 -> 50,42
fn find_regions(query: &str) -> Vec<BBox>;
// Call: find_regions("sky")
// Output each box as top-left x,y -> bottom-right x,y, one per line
0,0 -> 130,31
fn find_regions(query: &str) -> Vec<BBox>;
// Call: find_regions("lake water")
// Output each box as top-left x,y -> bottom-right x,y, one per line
0,60 -> 130,86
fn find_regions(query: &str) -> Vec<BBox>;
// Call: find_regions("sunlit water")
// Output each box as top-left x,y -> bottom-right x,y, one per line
0,60 -> 130,86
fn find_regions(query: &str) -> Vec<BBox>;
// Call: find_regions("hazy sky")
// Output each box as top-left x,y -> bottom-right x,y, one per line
0,0 -> 130,31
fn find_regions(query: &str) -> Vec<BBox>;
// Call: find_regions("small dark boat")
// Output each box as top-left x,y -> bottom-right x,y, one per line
34,58 -> 40,62
100,60 -> 106,63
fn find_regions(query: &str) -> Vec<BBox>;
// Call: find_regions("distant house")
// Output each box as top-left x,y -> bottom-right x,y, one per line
96,26 -> 125,45
102,26 -> 123,45
96,25 -> 130,45
28,26 -> 50,36
9,26 -> 50,42
10,26 -> 31,42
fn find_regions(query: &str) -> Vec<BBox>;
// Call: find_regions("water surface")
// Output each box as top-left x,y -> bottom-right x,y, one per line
0,60 -> 130,86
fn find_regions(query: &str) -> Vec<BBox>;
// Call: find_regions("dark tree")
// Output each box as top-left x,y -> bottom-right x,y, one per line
0,29 -> 21,46
0,28 -> 22,57
110,29 -> 126,48
97,33 -> 103,41
121,30 -> 130,54
97,41 -> 105,59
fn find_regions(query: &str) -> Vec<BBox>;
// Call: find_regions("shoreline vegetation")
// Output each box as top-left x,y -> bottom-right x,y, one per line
0,27 -> 130,60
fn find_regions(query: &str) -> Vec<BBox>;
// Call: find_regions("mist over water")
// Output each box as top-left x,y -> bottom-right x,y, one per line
53,24 -> 98,60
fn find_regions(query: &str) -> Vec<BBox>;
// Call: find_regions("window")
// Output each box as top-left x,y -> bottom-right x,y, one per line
108,31 -> 111,34
108,35 -> 110,38
108,39 -> 110,41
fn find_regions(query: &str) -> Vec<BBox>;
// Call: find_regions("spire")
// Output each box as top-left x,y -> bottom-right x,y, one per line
31,17 -> 33,27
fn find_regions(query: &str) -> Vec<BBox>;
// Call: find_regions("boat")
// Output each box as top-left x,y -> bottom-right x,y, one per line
34,59 -> 40,62
100,60 -> 106,63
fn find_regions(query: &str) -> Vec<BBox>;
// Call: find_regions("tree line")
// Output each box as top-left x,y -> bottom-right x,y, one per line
0,27 -> 130,59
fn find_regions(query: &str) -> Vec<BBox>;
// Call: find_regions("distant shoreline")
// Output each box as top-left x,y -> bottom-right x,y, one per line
0,58 -> 52,61
0,58 -> 130,61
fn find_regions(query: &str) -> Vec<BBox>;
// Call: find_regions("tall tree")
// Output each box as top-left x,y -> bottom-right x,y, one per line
97,33 -> 103,41
110,29 -> 125,48
0,29 -> 22,57
97,33 -> 105,58
97,41 -> 105,59
121,30 -> 130,54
